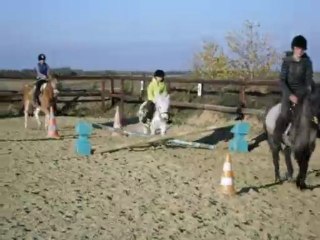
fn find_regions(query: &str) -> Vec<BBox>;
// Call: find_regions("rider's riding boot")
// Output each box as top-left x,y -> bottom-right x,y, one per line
141,115 -> 148,124
33,89 -> 40,106
145,101 -> 155,119
274,115 -> 288,144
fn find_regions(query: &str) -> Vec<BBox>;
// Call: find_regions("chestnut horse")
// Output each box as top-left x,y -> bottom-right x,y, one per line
23,78 -> 59,129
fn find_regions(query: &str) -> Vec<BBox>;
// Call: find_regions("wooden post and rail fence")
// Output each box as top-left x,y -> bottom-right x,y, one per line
0,75 -> 319,116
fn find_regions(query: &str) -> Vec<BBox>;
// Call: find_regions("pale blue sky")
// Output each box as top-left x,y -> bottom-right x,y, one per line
0,0 -> 319,70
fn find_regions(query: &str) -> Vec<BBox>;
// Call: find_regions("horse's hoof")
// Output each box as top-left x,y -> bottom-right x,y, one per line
296,180 -> 307,190
285,173 -> 294,183
280,173 -> 294,182
298,184 -> 308,190
287,177 -> 295,183
274,175 -> 281,183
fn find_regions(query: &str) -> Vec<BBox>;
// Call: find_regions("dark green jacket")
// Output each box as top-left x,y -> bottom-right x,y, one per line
280,52 -> 315,98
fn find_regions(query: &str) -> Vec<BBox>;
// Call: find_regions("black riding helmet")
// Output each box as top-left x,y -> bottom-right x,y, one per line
154,69 -> 165,78
38,53 -> 46,61
291,35 -> 307,50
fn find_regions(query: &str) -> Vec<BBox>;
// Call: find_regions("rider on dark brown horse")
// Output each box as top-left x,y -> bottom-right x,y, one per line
274,35 -> 316,143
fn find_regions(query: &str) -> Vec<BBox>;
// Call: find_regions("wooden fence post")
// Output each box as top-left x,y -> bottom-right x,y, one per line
167,79 -> 171,94
120,78 -> 125,125
239,80 -> 247,107
130,77 -> 134,95
140,80 -> 145,97
110,78 -> 115,107
197,83 -> 203,97
101,80 -> 106,109
140,74 -> 146,99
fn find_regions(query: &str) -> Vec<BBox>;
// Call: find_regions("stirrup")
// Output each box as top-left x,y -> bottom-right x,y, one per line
284,123 -> 292,136
279,123 -> 291,146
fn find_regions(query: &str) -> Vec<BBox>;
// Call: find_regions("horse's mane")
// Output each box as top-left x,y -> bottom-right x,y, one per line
40,78 -> 57,107
155,93 -> 170,106
291,92 -> 319,150
44,80 -> 54,99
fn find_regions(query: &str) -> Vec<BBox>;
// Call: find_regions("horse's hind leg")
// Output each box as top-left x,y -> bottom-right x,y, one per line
268,136 -> 281,182
284,146 -> 294,181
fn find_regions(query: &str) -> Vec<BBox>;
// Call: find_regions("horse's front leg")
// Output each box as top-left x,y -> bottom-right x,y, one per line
284,146 -> 294,181
24,100 -> 30,129
150,120 -> 156,136
160,122 -> 167,136
34,107 -> 41,129
44,110 -> 50,130
143,124 -> 150,135
295,150 -> 310,190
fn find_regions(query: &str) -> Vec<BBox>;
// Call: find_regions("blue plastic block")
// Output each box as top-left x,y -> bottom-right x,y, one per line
229,138 -> 248,152
75,121 -> 93,156
76,137 -> 92,156
76,122 -> 93,136
231,122 -> 250,134
229,121 -> 250,153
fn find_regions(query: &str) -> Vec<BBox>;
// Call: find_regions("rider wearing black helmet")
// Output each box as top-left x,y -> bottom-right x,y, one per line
274,35 -> 315,142
141,69 -> 168,123
34,53 -> 51,106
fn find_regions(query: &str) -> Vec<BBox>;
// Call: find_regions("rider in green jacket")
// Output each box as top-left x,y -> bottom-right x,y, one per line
142,70 -> 168,123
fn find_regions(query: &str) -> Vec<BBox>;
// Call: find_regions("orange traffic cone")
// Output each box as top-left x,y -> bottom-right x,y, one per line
47,107 -> 60,139
113,105 -> 122,129
220,153 -> 236,196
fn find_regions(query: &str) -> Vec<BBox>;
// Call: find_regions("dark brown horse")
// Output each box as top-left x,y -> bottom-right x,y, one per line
265,90 -> 320,189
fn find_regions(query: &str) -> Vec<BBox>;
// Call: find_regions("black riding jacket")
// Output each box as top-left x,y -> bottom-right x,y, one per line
280,52 -> 315,98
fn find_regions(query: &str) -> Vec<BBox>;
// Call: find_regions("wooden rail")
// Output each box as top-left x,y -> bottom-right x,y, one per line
1,75 -> 318,116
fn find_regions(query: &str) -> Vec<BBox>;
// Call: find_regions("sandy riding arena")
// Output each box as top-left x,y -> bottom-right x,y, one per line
1,114 -> 320,240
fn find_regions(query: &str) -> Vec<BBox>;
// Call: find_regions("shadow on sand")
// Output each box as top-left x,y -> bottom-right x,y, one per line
238,169 -> 320,194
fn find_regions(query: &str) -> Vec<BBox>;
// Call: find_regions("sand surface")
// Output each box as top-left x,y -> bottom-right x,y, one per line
0,115 -> 320,240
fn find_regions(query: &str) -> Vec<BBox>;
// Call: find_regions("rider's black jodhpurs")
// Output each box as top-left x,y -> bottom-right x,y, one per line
142,100 -> 155,123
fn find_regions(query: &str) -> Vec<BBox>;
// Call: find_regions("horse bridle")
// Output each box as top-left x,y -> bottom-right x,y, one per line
157,106 -> 169,120
290,102 -> 319,127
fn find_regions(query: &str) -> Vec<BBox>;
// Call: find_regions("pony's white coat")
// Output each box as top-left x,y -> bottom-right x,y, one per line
138,94 -> 170,135
265,103 -> 282,134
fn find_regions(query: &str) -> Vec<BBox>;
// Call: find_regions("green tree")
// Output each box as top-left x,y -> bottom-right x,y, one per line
193,41 -> 231,80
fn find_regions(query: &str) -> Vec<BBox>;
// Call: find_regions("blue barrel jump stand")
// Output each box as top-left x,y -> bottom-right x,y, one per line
75,121 -> 93,156
229,121 -> 250,153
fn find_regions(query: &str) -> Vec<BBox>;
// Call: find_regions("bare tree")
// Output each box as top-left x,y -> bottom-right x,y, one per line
226,20 -> 279,81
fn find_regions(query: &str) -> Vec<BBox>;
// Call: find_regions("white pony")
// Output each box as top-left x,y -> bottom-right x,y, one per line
138,94 -> 170,135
